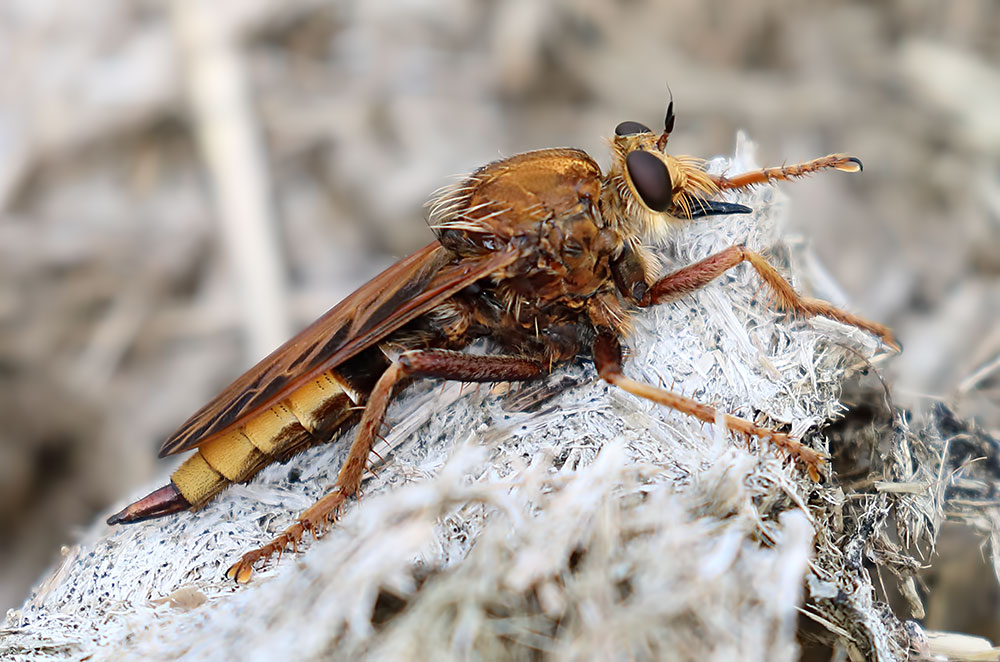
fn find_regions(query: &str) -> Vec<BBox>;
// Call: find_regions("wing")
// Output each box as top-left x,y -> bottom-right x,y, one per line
160,241 -> 519,456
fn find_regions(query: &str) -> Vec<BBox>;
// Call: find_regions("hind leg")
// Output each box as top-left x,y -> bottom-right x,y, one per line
226,350 -> 544,582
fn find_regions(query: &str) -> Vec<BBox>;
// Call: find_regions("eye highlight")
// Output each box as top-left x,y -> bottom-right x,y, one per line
615,121 -> 652,136
625,150 -> 672,212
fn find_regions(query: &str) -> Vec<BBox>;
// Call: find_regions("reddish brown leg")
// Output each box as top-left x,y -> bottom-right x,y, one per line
226,350 -> 544,582
640,244 -> 899,350
591,332 -> 824,479
710,154 -> 862,190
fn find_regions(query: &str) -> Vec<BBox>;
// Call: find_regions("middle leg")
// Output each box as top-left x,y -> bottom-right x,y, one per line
591,331 -> 824,479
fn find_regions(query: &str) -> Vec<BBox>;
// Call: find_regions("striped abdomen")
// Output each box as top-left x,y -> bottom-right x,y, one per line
108,351 -> 388,525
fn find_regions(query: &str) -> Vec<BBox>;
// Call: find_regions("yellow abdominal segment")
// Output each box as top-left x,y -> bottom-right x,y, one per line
171,370 -> 360,509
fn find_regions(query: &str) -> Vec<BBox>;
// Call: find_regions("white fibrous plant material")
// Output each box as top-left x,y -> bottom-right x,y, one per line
5,136 -> 921,661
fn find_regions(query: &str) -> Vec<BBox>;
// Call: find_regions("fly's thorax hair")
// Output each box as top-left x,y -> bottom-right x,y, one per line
423,298 -> 476,345
587,290 -> 634,338
425,174 -> 511,257
604,133 -> 720,244
426,149 -> 605,259
383,295 -> 485,355
623,234 -> 664,289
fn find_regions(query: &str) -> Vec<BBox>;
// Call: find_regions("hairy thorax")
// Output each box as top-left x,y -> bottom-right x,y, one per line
422,148 -> 631,361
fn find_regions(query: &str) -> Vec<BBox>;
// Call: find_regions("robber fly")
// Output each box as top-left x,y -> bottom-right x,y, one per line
107,100 -> 898,582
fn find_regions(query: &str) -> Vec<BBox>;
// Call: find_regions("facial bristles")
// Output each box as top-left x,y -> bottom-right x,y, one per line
609,151 -> 730,242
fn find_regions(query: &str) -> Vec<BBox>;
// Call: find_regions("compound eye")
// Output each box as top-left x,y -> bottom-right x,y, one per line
625,150 -> 672,212
615,120 -> 652,136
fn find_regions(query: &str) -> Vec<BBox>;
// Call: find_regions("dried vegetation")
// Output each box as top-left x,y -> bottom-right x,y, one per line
2,2 -> 998,660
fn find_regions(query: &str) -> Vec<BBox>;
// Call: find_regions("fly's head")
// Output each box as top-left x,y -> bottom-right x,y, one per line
605,102 -> 751,243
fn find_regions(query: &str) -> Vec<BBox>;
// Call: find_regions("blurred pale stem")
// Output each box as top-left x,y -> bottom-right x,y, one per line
170,0 -> 290,360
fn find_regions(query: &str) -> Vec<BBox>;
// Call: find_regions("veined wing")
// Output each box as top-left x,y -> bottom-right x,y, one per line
160,242 -> 519,456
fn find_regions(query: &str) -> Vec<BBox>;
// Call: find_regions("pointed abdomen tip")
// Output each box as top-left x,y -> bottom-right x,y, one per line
106,482 -> 190,525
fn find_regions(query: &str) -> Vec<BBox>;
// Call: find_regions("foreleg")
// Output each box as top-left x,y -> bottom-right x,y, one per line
709,154 -> 862,191
639,244 -> 898,350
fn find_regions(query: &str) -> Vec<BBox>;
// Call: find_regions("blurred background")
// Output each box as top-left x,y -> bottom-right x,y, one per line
1,0 -> 997,635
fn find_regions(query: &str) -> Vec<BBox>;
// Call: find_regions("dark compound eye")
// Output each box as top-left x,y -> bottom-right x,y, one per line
625,150 -> 672,212
615,121 -> 651,136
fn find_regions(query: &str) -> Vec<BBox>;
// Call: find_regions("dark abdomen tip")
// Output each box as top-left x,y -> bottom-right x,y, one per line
106,482 -> 190,525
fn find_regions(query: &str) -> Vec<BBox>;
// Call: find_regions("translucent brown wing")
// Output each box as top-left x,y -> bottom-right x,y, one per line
159,242 -> 520,456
